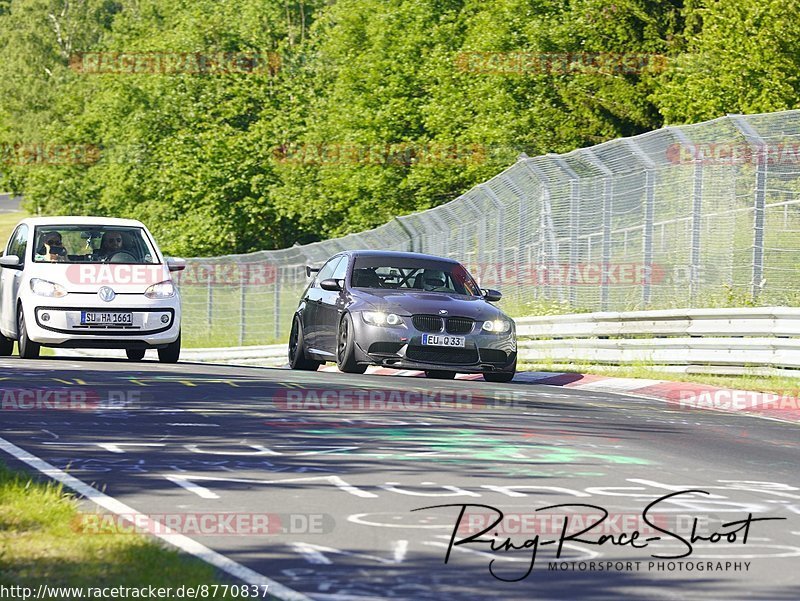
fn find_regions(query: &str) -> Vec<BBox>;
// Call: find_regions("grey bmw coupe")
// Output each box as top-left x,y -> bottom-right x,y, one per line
288,250 -> 516,382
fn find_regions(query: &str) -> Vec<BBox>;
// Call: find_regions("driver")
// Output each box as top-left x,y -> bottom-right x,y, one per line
422,269 -> 447,290
97,231 -> 124,260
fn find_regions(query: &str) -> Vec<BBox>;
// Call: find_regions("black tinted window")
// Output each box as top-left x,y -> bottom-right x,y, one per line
351,256 -> 481,296
7,225 -> 28,263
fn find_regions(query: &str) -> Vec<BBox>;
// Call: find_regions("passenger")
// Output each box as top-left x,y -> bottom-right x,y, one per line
36,232 -> 67,262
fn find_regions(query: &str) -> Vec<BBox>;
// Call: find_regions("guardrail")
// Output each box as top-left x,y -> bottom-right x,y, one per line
53,307 -> 800,374
516,307 -> 800,372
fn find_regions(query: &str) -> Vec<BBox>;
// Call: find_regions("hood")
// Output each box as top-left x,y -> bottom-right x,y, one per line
26,262 -> 172,294
356,289 -> 506,320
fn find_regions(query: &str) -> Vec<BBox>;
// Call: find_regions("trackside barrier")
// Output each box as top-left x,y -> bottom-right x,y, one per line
178,110 -> 800,348
515,307 -> 800,370
61,307 -> 795,373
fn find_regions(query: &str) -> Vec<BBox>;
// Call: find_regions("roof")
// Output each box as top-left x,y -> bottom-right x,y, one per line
344,249 -> 461,263
14,216 -> 148,228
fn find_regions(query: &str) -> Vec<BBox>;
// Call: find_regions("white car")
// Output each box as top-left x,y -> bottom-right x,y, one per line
0,216 -> 184,362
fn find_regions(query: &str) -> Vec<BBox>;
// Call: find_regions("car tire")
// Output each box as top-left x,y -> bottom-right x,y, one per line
288,316 -> 321,371
336,313 -> 367,374
483,371 -> 515,383
0,333 -> 13,356
158,332 -> 181,363
126,349 -> 146,361
17,307 -> 40,360
424,370 -> 456,379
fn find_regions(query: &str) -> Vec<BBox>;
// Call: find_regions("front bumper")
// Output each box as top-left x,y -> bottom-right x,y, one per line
351,315 -> 517,373
23,293 -> 180,348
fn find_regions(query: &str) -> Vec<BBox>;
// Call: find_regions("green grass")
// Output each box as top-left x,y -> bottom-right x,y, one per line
0,210 -> 25,246
0,461 -> 272,597
519,360 -> 800,396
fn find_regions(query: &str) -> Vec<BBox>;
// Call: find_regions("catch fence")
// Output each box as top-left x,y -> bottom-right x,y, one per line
177,110 -> 800,347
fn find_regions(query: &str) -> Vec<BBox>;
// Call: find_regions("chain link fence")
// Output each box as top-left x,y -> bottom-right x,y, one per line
177,110 -> 800,347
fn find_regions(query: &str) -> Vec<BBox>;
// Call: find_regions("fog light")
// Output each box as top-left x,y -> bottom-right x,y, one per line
41,313 -> 50,322
160,314 -> 169,324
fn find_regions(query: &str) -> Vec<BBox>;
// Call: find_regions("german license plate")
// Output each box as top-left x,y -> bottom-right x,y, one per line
421,334 -> 465,347
81,312 -> 133,325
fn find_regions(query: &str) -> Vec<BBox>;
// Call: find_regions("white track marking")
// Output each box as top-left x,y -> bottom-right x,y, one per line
292,542 -> 333,565
0,436 -> 312,601
393,539 -> 408,563
162,473 -> 379,499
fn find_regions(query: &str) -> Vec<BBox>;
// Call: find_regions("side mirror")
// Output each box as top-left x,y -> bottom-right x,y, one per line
320,278 -> 342,292
167,257 -> 186,272
0,255 -> 21,270
483,288 -> 502,302
306,265 -> 320,278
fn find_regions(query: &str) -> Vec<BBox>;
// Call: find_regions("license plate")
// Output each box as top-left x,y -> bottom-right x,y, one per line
81,312 -> 133,325
421,334 -> 465,347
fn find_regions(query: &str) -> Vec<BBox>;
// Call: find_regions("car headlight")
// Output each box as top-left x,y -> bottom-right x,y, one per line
30,278 -> 67,298
144,280 -> 176,299
482,319 -> 511,333
362,311 -> 404,327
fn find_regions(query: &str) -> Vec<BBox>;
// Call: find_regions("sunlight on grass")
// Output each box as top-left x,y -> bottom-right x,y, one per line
0,463 -> 264,596
0,210 -> 25,246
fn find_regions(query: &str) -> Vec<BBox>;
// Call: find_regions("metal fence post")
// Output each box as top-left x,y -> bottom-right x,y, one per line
549,156 -> 579,306
584,151 -> 614,310
239,268 -> 246,346
523,159 -> 564,302
625,140 -> 656,306
273,266 -> 281,342
669,127 -> 704,304
393,217 -> 415,252
729,115 -> 768,301
690,161 -> 703,304
479,183 -> 505,268
428,211 -> 452,257
462,195 -> 486,266
205,264 -> 213,333
503,165 -> 535,304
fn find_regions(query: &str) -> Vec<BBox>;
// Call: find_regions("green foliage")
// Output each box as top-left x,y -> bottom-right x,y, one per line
1,0 -> 797,255
653,0 -> 800,123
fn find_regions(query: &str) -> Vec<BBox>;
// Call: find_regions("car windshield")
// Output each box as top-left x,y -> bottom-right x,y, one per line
32,225 -> 159,264
351,256 -> 481,296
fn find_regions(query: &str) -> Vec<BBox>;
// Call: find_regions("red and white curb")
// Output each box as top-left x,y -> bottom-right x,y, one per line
319,365 -> 800,424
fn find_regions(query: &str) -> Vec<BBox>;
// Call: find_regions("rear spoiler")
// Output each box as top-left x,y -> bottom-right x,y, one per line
305,265 -> 320,278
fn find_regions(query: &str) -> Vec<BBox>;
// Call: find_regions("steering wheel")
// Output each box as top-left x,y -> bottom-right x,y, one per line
109,251 -> 137,263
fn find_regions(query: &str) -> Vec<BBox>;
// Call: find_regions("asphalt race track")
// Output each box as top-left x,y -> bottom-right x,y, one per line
1,357 -> 798,600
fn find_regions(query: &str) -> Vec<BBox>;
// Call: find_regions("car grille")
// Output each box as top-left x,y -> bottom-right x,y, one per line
406,346 -> 479,364
368,342 -> 404,355
480,348 -> 507,363
445,317 -> 474,334
412,315 -> 443,332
